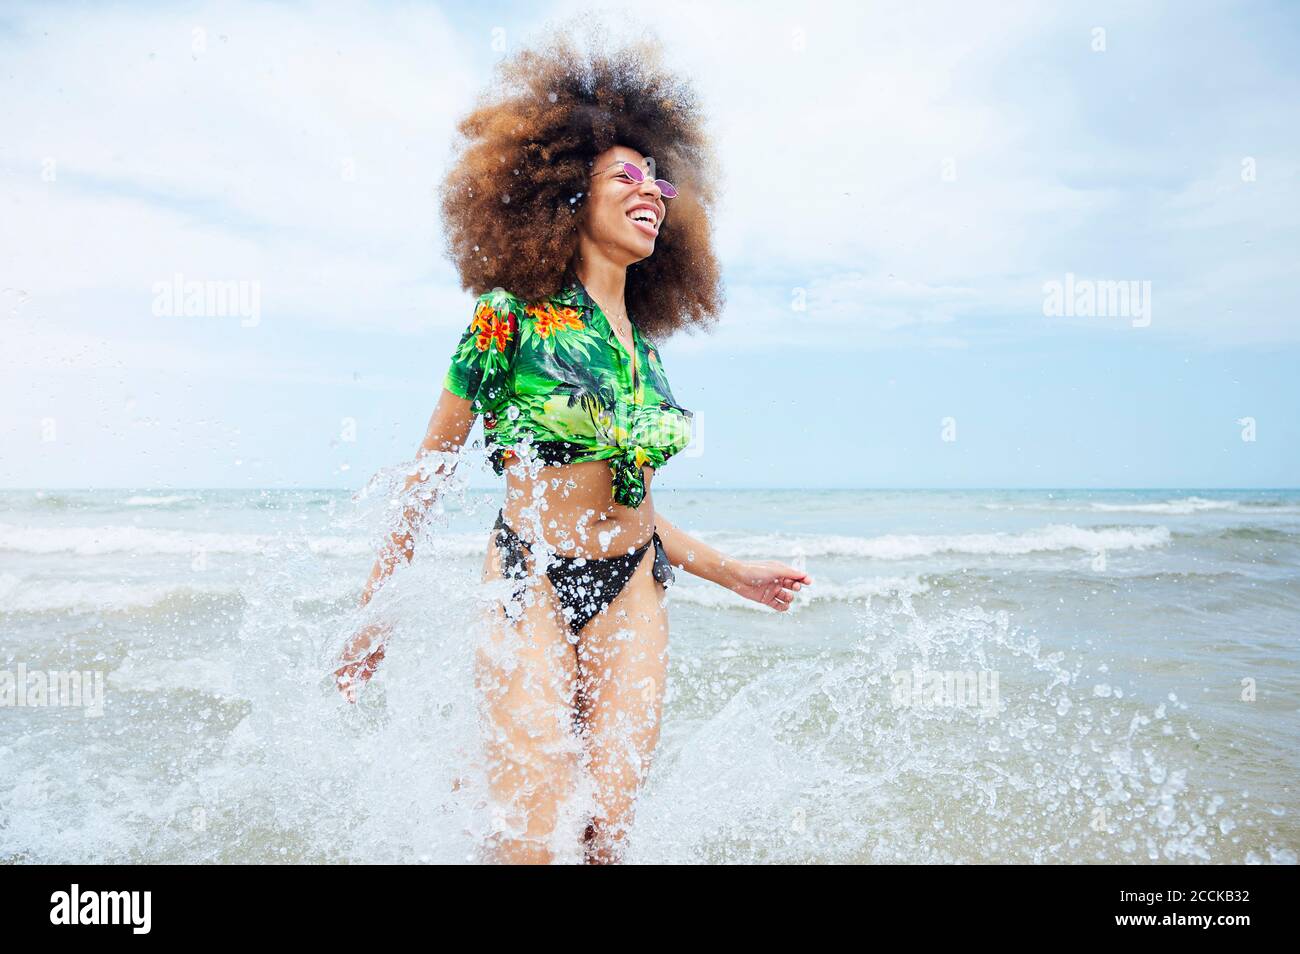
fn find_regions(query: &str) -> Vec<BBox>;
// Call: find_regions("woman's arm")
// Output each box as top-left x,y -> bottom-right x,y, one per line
335,388 -> 478,699
654,511 -> 813,612
358,389 -> 478,605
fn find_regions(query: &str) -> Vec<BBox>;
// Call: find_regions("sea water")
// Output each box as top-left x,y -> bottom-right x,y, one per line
1,480 -> 1297,864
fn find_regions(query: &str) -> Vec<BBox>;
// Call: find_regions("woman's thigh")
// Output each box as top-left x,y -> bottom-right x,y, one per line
574,549 -> 670,792
475,534 -> 583,853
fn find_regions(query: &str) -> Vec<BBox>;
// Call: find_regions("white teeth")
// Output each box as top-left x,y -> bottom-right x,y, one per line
629,209 -> 657,228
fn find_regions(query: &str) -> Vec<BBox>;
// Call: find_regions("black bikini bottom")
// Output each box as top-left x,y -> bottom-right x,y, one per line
492,509 -> 674,635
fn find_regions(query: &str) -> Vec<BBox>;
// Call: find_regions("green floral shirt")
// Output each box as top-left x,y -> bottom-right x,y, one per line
442,276 -> 694,508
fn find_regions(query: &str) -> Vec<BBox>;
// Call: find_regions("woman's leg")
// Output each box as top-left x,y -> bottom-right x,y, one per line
476,533 -> 583,864
574,545 -> 670,864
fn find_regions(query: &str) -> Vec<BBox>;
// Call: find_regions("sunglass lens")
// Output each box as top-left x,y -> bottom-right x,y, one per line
655,179 -> 678,199
621,161 -> 646,182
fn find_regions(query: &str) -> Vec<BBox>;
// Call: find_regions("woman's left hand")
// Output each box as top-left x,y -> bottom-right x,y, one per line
727,560 -> 813,612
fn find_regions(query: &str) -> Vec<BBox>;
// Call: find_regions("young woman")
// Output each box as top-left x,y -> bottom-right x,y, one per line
334,29 -> 812,864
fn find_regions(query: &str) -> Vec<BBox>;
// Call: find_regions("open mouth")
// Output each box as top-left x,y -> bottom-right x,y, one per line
627,208 -> 659,234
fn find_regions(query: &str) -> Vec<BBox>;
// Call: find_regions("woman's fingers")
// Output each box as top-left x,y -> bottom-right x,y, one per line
334,641 -> 385,703
777,566 -> 812,586
334,664 -> 361,704
741,562 -> 813,611
770,587 -> 796,610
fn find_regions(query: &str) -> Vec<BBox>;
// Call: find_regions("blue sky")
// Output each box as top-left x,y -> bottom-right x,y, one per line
1,0 -> 1297,490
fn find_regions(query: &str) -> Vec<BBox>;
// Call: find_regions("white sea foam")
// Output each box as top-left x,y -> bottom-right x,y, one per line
0,573 -> 240,613
0,521 -> 1173,567
123,494 -> 200,507
109,655 -> 240,699
1089,496 -> 1299,515
0,522 -> 373,558
668,575 -> 930,611
982,496 -> 1300,515
713,524 -> 1171,560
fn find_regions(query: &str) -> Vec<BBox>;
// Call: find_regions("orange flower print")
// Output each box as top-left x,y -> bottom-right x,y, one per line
525,301 -> 585,339
469,301 -> 493,332
471,301 -> 513,353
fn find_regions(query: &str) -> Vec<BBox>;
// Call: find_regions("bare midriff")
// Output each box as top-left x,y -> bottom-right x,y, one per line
499,458 -> 657,559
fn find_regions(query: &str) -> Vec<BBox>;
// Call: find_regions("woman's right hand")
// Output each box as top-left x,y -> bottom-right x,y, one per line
334,622 -> 389,704
726,560 -> 813,612
334,389 -> 475,704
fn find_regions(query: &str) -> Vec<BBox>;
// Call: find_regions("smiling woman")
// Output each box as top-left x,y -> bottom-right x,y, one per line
333,18 -> 813,866
436,27 -> 724,341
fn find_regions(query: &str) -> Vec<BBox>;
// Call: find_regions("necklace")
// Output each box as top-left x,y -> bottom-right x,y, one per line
609,307 -> 631,338
602,301 -> 638,388
600,298 -> 633,345
576,274 -> 636,373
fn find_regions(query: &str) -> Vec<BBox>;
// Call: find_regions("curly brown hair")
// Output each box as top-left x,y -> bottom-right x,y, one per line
438,21 -> 723,340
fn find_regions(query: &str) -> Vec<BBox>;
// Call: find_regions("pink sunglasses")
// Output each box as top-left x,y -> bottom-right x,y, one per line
591,160 -> 678,199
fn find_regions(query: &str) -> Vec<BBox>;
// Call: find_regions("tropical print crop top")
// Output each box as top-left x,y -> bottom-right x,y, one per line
442,275 -> 695,509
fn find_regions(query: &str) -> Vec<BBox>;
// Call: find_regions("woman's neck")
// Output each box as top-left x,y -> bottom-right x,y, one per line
573,255 -> 627,319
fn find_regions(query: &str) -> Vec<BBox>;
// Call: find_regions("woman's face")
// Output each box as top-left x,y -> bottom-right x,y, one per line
579,145 -> 667,267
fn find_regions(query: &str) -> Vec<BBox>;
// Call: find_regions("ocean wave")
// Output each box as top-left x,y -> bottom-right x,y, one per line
0,523 -> 372,557
3,492 -> 84,512
984,495 -> 1300,515
719,524 -> 1171,560
0,573 -> 244,614
123,494 -> 202,508
392,524 -> 1175,563
250,494 -> 343,510
1090,496 -> 1299,515
1193,525 -> 1300,543
0,519 -> 1180,569
669,575 -> 930,611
